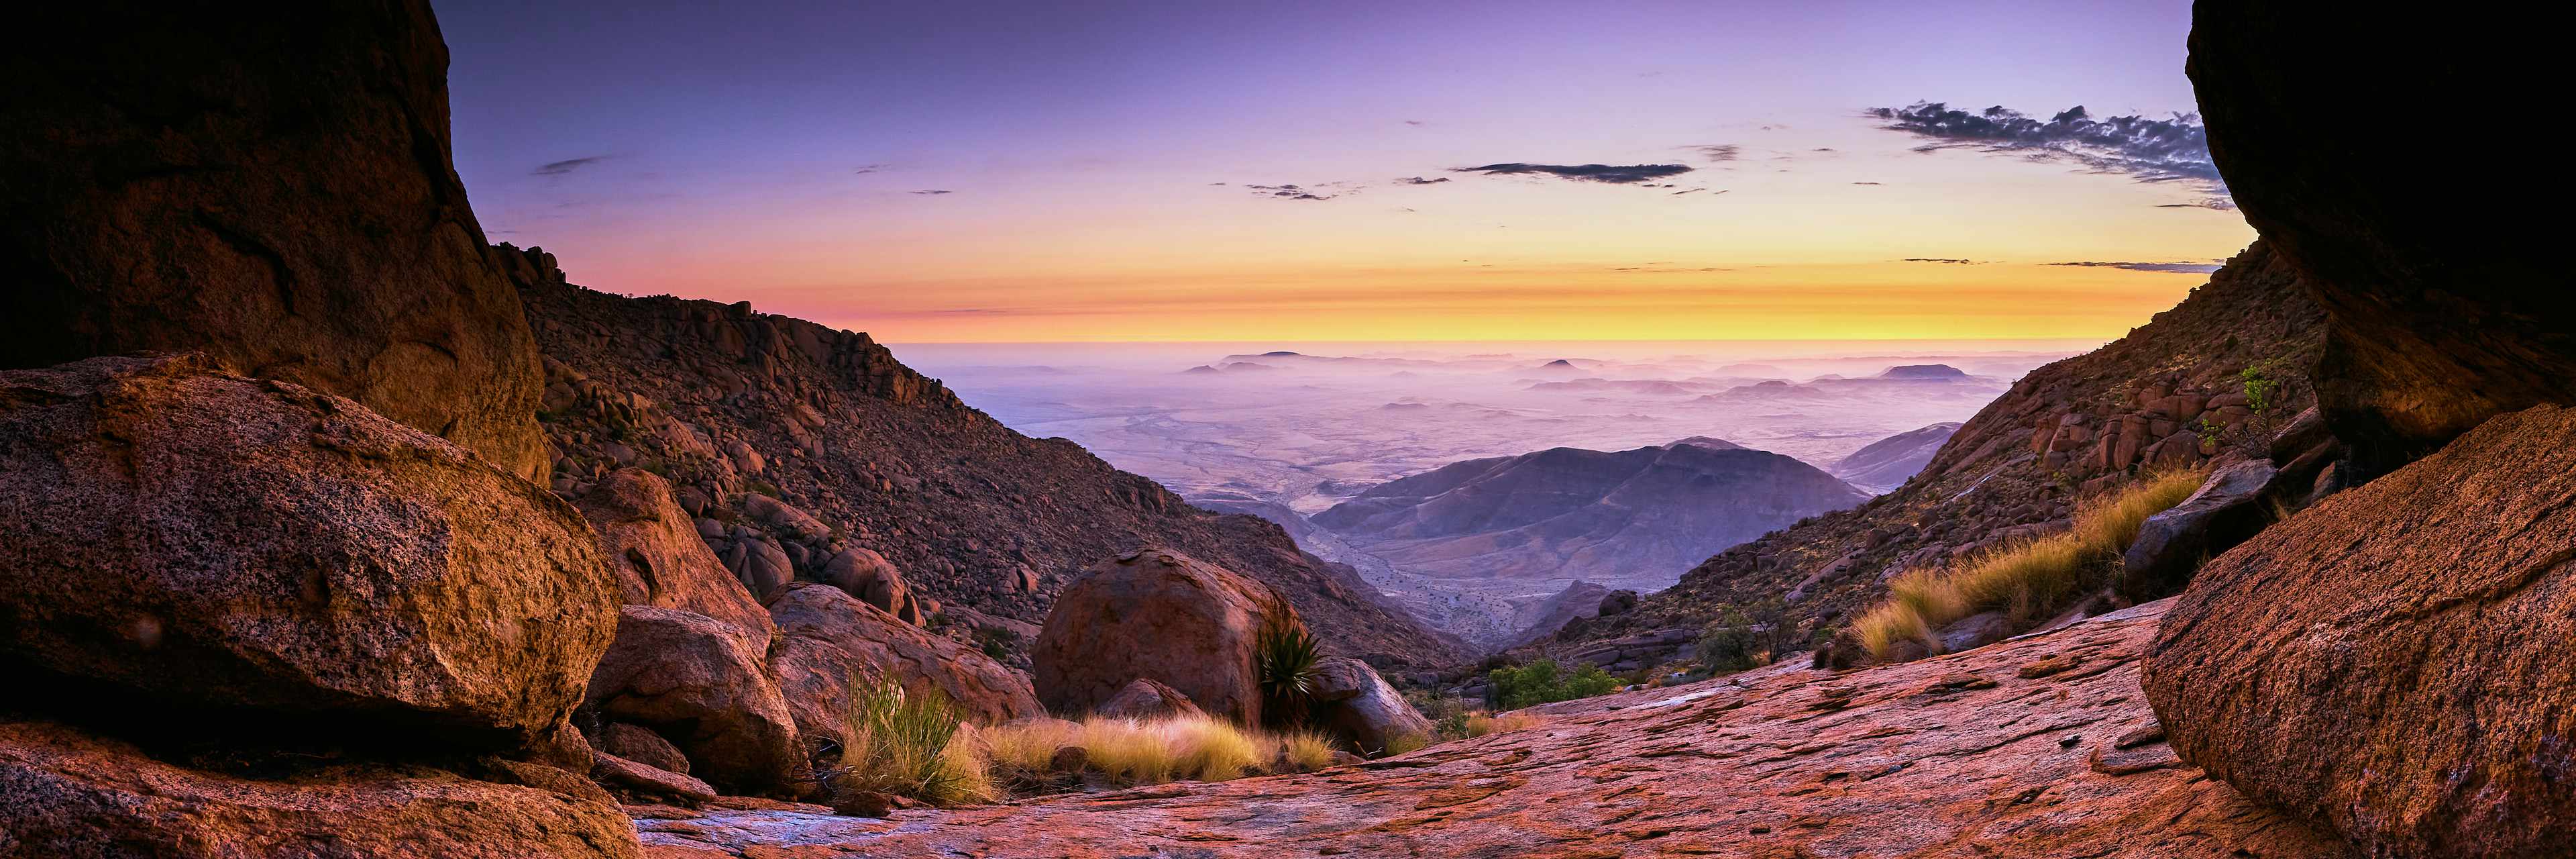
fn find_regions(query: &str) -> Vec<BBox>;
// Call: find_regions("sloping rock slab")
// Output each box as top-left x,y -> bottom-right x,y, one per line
0,719 -> 639,858
767,583 -> 1041,746
576,468 -> 773,644
2147,404 -> 2576,856
639,600 -> 2334,858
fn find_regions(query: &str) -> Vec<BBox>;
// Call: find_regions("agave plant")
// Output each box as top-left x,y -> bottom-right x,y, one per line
1254,617 -> 1322,728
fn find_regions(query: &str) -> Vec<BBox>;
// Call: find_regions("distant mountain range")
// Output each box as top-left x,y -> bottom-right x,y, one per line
1311,438 -> 1866,646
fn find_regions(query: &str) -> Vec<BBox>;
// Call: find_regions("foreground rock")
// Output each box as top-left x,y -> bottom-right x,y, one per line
575,468 -> 774,644
584,607 -> 802,796
0,354 -> 616,753
1032,549 -> 1299,725
639,601 -> 2334,858
2146,405 -> 2576,856
0,0 -> 551,481
766,583 -> 1042,746
1308,657 -> 1433,753
0,719 -> 639,858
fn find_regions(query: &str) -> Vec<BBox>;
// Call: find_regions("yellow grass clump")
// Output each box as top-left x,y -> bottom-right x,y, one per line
976,713 -> 1306,788
1854,467 -> 2206,661
1462,711 -> 1548,738
1279,730 -> 1337,772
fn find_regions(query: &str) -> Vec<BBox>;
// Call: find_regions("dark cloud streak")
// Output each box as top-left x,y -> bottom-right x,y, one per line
532,156 -> 608,176
1868,102 -> 2228,207
1452,162 -> 1695,185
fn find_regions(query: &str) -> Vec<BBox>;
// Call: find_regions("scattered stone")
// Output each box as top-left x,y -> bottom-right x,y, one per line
1095,678 -> 1208,721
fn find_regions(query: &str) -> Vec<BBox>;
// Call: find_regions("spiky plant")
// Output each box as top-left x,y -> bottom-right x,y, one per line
1254,617 -> 1322,728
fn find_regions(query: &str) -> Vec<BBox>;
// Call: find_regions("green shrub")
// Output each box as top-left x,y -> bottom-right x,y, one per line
1485,658 -> 1619,711
1695,609 -> 1760,674
2239,359 -> 2285,413
1254,618 -> 1322,728
972,625 -> 1018,660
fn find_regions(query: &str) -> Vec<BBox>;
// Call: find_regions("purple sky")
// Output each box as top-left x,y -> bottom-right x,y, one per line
437,1 -> 2245,342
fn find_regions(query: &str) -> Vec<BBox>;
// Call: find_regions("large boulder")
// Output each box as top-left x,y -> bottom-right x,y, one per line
2145,405 -> 2576,856
0,719 -> 640,858
767,583 -> 1041,748
0,1 -> 550,481
0,354 -> 616,753
822,546 -> 920,624
1309,657 -> 1433,754
1032,548 -> 1301,725
2187,6 -> 2571,473
575,468 -> 773,644
584,606 -> 802,796
2117,459 -> 2279,599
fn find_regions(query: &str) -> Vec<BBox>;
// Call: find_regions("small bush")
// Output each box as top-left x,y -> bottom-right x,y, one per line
1485,658 -> 1620,711
1853,467 -> 2207,662
1695,609 -> 1763,674
827,676 -> 995,807
1382,731 -> 1430,756
1464,711 -> 1547,737
1254,619 -> 1322,727
973,625 -> 1018,660
1280,731 -> 1336,772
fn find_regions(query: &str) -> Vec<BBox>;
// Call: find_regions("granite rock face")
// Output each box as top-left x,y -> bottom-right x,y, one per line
0,354 -> 617,753
1032,549 -> 1299,725
0,719 -> 641,859
766,583 -> 1042,746
574,468 -> 774,644
2146,405 -> 2576,856
583,606 -> 802,797
2187,3 -> 2571,473
0,1 -> 550,481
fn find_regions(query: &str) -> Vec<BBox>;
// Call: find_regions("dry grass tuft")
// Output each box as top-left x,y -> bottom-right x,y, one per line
1279,730 -> 1337,772
1462,711 -> 1548,738
1854,467 -> 2206,661
977,713 -> 1297,787
828,676 -> 997,807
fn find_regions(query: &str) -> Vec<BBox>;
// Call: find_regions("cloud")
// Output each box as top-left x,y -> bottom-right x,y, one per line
532,156 -> 608,176
1247,183 -> 1336,201
852,163 -> 889,175
1902,258 -> 1985,264
1404,119 -> 1426,126
1867,102 -> 2226,205
1452,162 -> 1694,184
2045,260 -> 2224,274
1688,144 -> 1740,162
1851,181 -> 1883,185
909,189 -> 953,195
1395,176 -> 1450,185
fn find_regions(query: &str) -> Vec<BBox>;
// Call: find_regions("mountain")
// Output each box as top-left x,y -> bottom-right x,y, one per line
1879,364 -> 1968,380
1831,422 -> 1960,493
1550,239 -> 2326,654
507,250 -> 1466,670
1312,438 -> 1865,647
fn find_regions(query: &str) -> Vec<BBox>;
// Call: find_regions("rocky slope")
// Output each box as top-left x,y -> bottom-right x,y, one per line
1550,240 -> 2326,660
509,256 -> 1466,670
637,600 -> 2335,858
1831,422 -> 1960,493
1313,439 -> 1864,648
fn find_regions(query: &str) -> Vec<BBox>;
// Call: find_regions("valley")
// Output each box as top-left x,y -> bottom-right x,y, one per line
908,344 -> 2068,644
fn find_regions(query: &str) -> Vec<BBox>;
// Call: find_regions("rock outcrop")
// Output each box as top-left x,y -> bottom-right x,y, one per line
2186,6 -> 2571,474
766,583 -> 1042,746
0,719 -> 640,859
1031,549 -> 1299,725
2118,459 -> 2279,599
582,607 -> 802,797
513,254 -> 1466,669
1308,658 -> 1434,753
575,468 -> 774,645
0,0 -> 549,481
0,354 -> 616,753
639,601 -> 2335,858
2145,405 -> 2576,855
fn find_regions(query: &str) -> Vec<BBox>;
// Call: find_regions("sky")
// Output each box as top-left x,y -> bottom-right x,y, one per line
439,0 -> 2253,344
